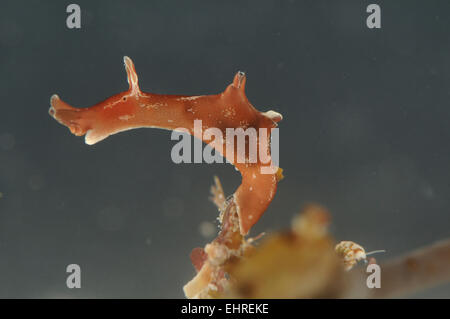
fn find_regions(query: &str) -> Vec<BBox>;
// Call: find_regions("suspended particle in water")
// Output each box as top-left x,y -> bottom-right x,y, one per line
199,221 -> 216,238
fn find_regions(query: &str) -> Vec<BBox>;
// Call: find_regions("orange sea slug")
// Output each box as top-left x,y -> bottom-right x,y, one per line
49,57 -> 282,235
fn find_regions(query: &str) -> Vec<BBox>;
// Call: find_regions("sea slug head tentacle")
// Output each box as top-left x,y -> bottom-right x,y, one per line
223,71 -> 247,99
232,71 -> 246,90
49,57 -> 146,145
123,56 -> 141,95
48,94 -> 91,137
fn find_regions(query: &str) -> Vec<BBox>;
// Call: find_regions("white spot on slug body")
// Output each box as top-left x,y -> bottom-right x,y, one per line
118,114 -> 135,121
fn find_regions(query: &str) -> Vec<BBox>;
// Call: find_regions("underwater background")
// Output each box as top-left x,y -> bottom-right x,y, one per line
0,0 -> 449,297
